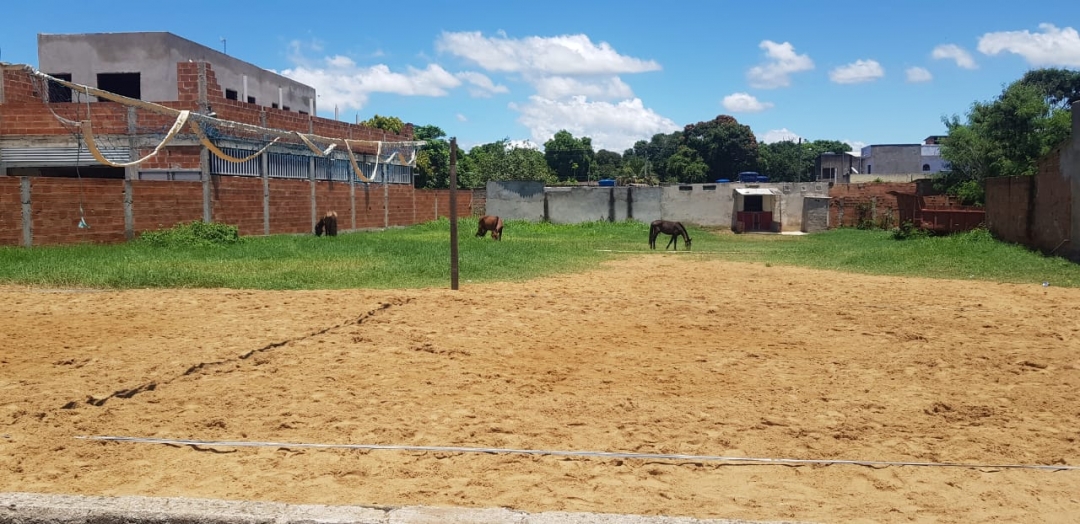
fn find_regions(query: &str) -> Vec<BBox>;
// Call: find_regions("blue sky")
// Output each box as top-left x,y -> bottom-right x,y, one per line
2,1 -> 1079,154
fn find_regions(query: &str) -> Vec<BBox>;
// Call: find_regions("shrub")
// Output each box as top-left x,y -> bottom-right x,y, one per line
892,221 -> 931,240
137,221 -> 242,247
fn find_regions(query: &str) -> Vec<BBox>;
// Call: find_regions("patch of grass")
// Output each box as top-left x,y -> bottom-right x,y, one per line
0,219 -> 720,290
1,220 -> 1076,289
730,227 -> 1080,287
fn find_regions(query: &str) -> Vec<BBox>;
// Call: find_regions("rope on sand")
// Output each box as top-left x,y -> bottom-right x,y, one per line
75,436 -> 1079,471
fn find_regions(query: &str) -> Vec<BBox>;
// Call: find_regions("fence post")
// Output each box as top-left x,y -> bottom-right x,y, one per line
449,138 -> 459,290
383,165 -> 389,229
197,62 -> 211,223
20,177 -> 32,247
124,106 -> 136,240
260,110 -> 270,235
261,152 -> 270,235
310,157 -> 317,232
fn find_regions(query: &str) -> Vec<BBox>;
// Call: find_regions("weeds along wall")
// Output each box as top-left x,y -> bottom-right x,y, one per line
0,62 -> 486,246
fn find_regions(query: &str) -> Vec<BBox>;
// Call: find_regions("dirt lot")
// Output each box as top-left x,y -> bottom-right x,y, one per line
2,255 -> 1079,523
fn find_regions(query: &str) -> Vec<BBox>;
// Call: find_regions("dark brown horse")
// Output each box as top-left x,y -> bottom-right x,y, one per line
315,211 -> 338,237
476,215 -> 504,240
649,220 -> 691,250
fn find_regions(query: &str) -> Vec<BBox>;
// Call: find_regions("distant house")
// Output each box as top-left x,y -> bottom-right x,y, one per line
815,136 -> 950,183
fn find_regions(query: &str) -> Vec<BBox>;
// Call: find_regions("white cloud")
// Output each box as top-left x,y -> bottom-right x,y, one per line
905,66 -> 933,83
759,128 -> 803,144
931,44 -> 978,69
281,54 -> 464,111
977,23 -> 1080,67
829,59 -> 885,84
532,76 -> 634,101
511,95 -> 679,152
435,31 -> 662,75
722,92 -> 773,113
455,71 -> 510,98
456,113 -> 468,122
746,40 -> 815,89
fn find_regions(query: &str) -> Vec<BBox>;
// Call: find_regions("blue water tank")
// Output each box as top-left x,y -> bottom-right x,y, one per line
737,172 -> 760,183
716,179 -> 731,183
598,179 -> 615,187
756,175 -> 769,183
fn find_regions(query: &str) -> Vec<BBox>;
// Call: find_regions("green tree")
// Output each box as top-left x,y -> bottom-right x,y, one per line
361,114 -> 406,134
544,130 -> 594,182
459,139 -> 554,188
664,145 -> 710,183
758,140 -> 805,182
1018,68 -> 1080,109
939,71 -> 1074,204
680,115 -> 759,180
412,124 -> 450,188
593,149 -> 624,180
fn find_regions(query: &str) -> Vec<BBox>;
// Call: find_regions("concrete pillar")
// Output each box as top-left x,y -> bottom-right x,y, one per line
124,106 -> 137,240
200,148 -> 211,223
383,165 -> 389,228
309,157 -> 316,232
261,110 -> 270,235
20,177 -> 32,247
198,62 -> 211,223
242,75 -> 248,103
262,153 -> 270,236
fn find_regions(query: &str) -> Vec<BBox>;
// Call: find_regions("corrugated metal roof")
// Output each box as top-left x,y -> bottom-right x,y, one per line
0,147 -> 130,167
734,187 -> 779,196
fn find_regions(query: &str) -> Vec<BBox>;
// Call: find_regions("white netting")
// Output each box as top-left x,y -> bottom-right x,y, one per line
25,67 -> 425,183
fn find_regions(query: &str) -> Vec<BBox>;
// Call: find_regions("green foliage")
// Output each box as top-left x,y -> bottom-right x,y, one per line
460,140 -> 555,188
939,68 -> 1076,197
544,130 -> 595,181
136,221 -> 242,248
413,125 -> 450,189
361,114 -> 406,134
892,221 -> 931,240
593,149 -> 624,180
664,145 -> 710,183
680,115 -> 759,180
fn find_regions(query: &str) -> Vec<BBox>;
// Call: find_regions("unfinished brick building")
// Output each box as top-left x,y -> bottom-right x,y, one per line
0,32 -> 480,247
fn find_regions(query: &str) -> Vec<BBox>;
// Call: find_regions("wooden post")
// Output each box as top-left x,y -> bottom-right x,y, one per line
449,138 -> 459,290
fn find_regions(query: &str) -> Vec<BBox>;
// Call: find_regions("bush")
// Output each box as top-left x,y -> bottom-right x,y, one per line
892,221 -> 931,240
136,221 -> 242,247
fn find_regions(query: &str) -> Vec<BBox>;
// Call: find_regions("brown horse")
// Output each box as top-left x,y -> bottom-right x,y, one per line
476,215 -> 504,240
315,211 -> 338,237
649,220 -> 691,250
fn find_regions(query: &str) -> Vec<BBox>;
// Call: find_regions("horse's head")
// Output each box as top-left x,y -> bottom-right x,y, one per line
686,237 -> 692,250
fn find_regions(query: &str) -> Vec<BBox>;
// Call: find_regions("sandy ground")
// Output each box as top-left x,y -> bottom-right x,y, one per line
1,255 -> 1079,524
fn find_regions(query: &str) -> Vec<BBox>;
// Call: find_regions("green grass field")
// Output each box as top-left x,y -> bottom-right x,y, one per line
0,218 -> 1077,289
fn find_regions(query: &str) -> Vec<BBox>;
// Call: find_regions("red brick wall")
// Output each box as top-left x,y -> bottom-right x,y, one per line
210,176 -> 264,236
266,178 -> 311,234
137,146 -> 202,170
313,181 -> 353,228
1031,146 -> 1071,253
984,176 -> 1033,245
28,178 -> 126,245
828,182 -> 915,228
0,177 -> 22,245
354,184 -> 385,229
132,180 -> 203,233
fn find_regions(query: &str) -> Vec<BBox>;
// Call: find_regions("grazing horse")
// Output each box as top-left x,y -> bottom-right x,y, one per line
476,215 -> 504,241
315,211 -> 338,237
649,220 -> 692,250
